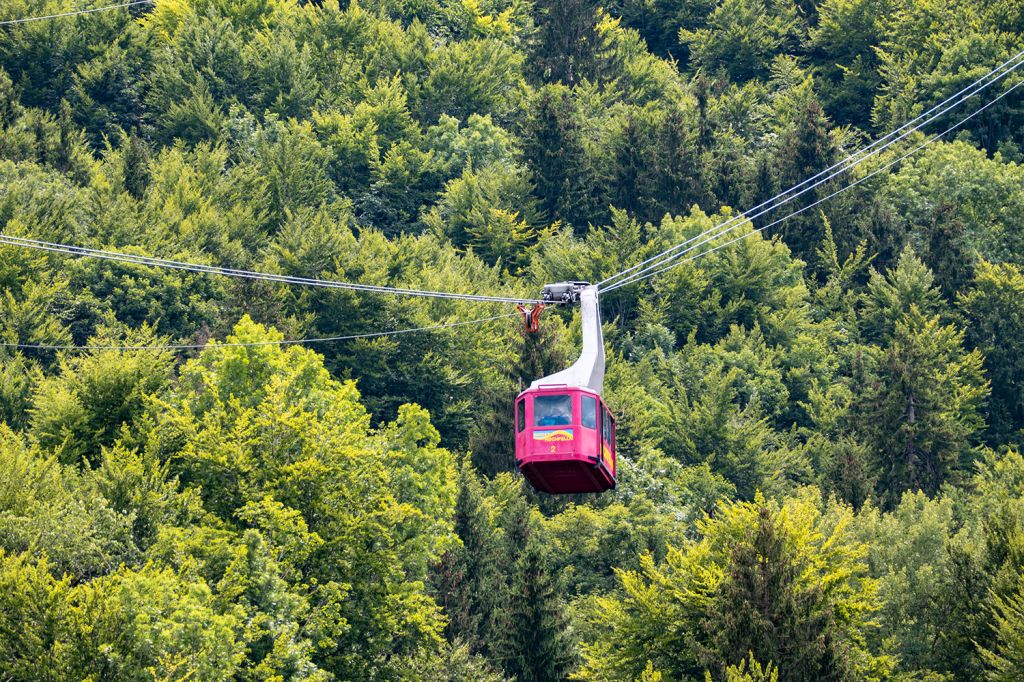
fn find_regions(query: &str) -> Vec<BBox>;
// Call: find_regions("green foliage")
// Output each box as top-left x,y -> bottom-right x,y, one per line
146,317 -> 450,678
0,425 -> 139,580
850,308 -> 987,505
30,337 -> 173,465
0,550 -> 243,682
959,260 -> 1024,445
0,550 -> 71,682
979,585 -> 1024,682
1,0 -> 1024,678
680,0 -> 802,81
924,448 -> 1024,679
423,162 -> 543,270
577,492 -> 890,681
520,84 -> 605,231
432,459 -> 501,654
716,653 -> 780,682
67,564 -> 244,681
880,143 -> 1024,280
852,491 -> 955,674
860,247 -> 943,344
495,530 -> 572,682
397,640 -> 510,681
532,0 -> 603,84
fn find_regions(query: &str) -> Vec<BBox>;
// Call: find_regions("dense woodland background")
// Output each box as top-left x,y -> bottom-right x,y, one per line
1,0 -> 1024,679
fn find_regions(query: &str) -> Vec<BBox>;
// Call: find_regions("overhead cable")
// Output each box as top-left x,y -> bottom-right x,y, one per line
0,313 -> 517,352
602,76 -> 1024,292
0,235 -> 544,305
0,0 -> 152,26
597,45 -> 1024,290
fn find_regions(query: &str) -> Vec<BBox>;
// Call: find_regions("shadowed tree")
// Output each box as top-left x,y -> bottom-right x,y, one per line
520,85 -> 605,232
531,0 -> 602,85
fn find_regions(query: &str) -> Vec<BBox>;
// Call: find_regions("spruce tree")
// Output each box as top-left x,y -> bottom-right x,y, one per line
520,85 -> 604,232
432,461 -> 500,656
703,504 -> 856,681
851,309 -> 987,506
774,99 -> 840,262
531,0 -> 602,85
959,261 -> 1024,445
654,108 -> 704,217
612,112 -> 656,220
495,531 -> 571,682
121,134 -> 151,200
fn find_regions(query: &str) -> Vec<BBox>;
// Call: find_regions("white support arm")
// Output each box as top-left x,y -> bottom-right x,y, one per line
531,285 -> 604,393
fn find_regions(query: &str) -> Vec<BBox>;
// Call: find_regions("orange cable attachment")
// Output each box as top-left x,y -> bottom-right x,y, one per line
516,303 -> 545,333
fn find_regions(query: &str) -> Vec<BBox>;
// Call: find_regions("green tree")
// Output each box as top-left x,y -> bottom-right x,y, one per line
773,99 -> 841,264
531,0 -> 602,84
717,653 -> 780,682
432,460 -> 500,654
520,85 -> 605,232
398,640 -> 509,682
850,308 -> 987,505
423,163 -> 543,271
809,0 -> 890,127
959,260 -> 1024,445
493,509 -> 571,682
145,317 -> 449,679
881,142 -> 1024,272
925,448 -> 1024,679
852,491 -> 955,675
67,564 -> 244,682
30,337 -> 173,465
980,585 -> 1024,682
0,550 -> 71,682
859,247 -> 944,345
0,425 -> 139,580
577,492 -> 890,681
680,0 -> 801,81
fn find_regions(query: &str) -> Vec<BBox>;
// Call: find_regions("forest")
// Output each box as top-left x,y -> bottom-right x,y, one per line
1,0 -> 1024,679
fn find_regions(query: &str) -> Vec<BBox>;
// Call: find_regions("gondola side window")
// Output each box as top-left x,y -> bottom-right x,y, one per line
516,399 -> 525,433
534,394 -> 572,426
602,407 -> 612,445
581,395 -> 597,429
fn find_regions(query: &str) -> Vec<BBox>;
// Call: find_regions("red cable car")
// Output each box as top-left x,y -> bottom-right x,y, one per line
515,283 -> 616,494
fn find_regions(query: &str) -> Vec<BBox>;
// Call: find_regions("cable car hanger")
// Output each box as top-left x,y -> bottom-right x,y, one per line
533,282 -> 604,394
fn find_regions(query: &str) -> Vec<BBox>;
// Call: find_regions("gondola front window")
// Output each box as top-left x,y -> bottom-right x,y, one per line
534,394 -> 572,426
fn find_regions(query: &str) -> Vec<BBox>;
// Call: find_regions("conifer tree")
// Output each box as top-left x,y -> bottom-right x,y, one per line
851,309 -> 987,506
774,99 -> 840,262
703,505 -> 856,681
495,531 -> 571,682
859,247 -> 944,344
121,134 -> 150,200
531,0 -> 602,85
959,260 -> 1024,445
433,461 -> 500,655
577,494 -> 886,681
520,85 -> 604,232
654,108 -> 705,217
611,113 -> 656,220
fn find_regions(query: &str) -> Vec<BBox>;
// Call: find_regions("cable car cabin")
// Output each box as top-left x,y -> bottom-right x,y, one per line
515,385 -> 616,494
515,282 -> 614,494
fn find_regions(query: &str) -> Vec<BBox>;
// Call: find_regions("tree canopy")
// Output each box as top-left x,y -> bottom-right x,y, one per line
1,0 -> 1024,679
